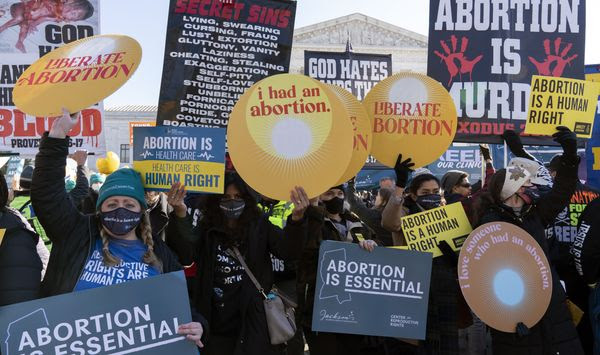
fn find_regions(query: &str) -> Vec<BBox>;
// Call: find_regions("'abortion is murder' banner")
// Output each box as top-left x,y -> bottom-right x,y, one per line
157,0 -> 296,128
0,0 -> 105,155
304,51 -> 392,100
427,0 -> 585,145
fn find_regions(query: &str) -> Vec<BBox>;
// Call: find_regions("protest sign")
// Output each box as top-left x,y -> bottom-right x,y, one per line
427,0 -> 586,145
364,72 -> 458,168
400,202 -> 473,257
459,222 -> 552,333
13,35 -> 142,117
305,51 -> 392,100
585,64 -> 600,190
524,76 -> 599,138
4,156 -> 23,189
428,144 -> 483,182
133,126 -> 226,193
0,271 -> 197,355
0,0 -> 105,156
326,84 -> 372,185
313,240 -> 432,339
129,122 -> 156,144
157,0 -> 296,128
228,74 -> 353,200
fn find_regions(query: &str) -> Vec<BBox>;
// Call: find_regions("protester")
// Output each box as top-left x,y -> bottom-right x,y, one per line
80,172 -> 104,214
346,178 -> 394,246
503,130 -> 554,189
545,153 -> 599,354
472,127 -> 583,354
570,198 -> 600,355
258,196 -> 304,355
30,110 -> 207,348
187,173 -> 309,355
441,170 -> 471,201
0,170 -> 44,306
379,176 -> 395,189
296,184 -> 378,355
382,154 -> 460,355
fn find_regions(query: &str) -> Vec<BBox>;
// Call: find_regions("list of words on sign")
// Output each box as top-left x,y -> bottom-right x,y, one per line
157,0 -> 296,128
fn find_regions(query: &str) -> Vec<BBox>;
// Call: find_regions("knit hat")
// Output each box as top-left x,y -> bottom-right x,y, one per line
508,158 -> 551,186
90,173 -> 105,185
19,165 -> 34,191
65,178 -> 76,192
441,170 -> 468,193
96,168 -> 147,210
500,166 -> 531,201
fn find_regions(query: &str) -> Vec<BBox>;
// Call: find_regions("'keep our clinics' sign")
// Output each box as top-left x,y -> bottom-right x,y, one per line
313,241 -> 432,339
0,272 -> 197,355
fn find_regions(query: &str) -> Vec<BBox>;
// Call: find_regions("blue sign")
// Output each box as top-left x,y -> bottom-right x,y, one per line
312,241 -> 432,339
133,126 -> 226,193
0,271 -> 198,355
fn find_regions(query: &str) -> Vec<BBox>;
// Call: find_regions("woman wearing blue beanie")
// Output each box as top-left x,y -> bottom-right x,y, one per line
30,110 -> 207,348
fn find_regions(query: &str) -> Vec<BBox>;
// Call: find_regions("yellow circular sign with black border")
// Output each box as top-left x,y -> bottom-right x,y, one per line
14,34 -> 142,117
228,74 -> 354,201
364,72 -> 457,168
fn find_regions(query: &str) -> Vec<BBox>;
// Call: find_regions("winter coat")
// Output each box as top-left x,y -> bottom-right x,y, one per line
346,182 -> 393,246
296,206 -> 375,329
188,213 -> 306,355
30,134 -> 187,297
381,195 -> 460,354
476,156 -> 583,355
0,207 -> 42,306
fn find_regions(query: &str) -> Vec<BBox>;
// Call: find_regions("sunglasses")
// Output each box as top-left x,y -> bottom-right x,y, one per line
458,182 -> 471,188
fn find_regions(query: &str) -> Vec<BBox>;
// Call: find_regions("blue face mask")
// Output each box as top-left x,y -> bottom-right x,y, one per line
101,208 -> 142,236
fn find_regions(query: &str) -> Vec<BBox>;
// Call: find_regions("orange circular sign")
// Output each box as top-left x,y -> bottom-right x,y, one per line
14,35 -> 142,117
363,72 -> 457,168
227,74 -> 354,201
458,222 -> 552,333
326,84 -> 372,185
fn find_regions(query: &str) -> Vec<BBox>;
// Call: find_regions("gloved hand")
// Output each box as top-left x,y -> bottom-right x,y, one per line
516,322 -> 530,337
394,154 -> 414,188
479,144 -> 491,161
502,130 -> 524,154
437,240 -> 458,267
552,126 -> 578,159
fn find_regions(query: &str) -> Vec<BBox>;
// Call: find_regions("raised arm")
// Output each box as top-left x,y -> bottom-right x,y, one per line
267,186 -> 310,262
382,154 -> 413,234
68,150 -> 90,204
31,110 -> 86,244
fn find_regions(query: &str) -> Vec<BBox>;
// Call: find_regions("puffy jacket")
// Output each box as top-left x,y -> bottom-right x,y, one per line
30,134 -> 186,297
189,213 -> 306,355
476,156 -> 583,355
0,207 -> 42,306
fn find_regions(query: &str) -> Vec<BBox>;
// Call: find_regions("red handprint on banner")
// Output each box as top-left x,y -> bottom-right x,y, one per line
434,35 -> 483,86
528,38 -> 578,77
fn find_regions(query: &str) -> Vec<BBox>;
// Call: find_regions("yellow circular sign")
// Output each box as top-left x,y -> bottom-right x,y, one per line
458,222 -> 552,333
228,74 -> 354,201
326,84 -> 372,185
363,72 -> 457,168
14,35 -> 142,117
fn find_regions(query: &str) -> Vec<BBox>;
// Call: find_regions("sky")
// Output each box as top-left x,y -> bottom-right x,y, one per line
101,0 -> 600,108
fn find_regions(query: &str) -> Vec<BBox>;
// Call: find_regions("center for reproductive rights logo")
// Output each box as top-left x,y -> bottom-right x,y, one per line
493,269 -> 525,306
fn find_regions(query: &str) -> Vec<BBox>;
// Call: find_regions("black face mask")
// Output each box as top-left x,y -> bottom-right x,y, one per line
324,197 -> 344,215
101,208 -> 143,236
416,194 -> 442,210
220,199 -> 245,219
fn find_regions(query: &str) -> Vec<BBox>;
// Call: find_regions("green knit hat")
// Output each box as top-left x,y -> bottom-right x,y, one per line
90,173 -> 105,185
96,168 -> 147,210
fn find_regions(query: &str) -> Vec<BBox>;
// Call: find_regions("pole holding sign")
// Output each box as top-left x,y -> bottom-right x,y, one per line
0,271 -> 198,355
399,202 -> 473,257
133,126 -> 226,194
313,240 -> 432,339
525,76 -> 599,138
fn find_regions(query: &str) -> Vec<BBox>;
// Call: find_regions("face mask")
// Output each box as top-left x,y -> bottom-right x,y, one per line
517,186 -> 539,205
416,194 -> 442,210
323,197 -> 344,215
101,208 -> 143,236
220,199 -> 245,219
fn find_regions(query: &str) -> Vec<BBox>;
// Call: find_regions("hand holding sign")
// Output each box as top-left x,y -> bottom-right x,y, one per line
178,322 -> 204,348
167,182 -> 187,218
49,108 -> 80,139
290,186 -> 310,221
394,154 -> 415,189
552,126 -> 578,159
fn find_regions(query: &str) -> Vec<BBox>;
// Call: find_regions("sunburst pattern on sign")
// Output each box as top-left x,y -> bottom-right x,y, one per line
228,74 -> 354,201
364,72 -> 457,168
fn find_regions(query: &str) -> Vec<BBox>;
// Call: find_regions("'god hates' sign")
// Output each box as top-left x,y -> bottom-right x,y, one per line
364,72 -> 457,168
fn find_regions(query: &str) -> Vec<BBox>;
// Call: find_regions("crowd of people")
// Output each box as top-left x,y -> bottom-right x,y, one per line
1,109 -> 599,355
